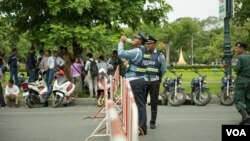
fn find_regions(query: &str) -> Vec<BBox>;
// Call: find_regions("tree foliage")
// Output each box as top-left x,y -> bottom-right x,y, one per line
0,0 -> 249,66
0,0 -> 171,57
234,0 -> 250,24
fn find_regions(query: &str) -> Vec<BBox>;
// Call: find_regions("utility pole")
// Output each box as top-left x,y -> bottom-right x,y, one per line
224,0 -> 233,76
191,35 -> 194,65
191,32 -> 199,65
165,41 -> 170,65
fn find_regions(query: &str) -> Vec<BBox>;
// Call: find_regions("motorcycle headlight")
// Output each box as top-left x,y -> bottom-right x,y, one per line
232,79 -> 235,83
203,80 -> 206,84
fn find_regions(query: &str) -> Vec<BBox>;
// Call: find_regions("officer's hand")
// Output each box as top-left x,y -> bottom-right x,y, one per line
120,36 -> 127,43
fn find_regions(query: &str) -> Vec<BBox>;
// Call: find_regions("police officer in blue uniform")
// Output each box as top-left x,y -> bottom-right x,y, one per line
144,36 -> 167,129
118,32 -> 148,135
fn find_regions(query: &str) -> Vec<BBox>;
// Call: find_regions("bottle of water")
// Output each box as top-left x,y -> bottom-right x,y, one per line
125,38 -> 132,43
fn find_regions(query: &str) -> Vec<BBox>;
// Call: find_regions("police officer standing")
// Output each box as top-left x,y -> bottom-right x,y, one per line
144,36 -> 167,129
118,33 -> 148,135
233,42 -> 250,125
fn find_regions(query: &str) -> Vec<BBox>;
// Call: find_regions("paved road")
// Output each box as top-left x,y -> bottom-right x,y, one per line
0,104 -> 240,141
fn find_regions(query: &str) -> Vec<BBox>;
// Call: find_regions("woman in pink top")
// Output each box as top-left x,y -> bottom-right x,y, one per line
70,56 -> 84,98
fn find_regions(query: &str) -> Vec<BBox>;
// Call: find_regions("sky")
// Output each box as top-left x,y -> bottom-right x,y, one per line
166,0 -> 219,22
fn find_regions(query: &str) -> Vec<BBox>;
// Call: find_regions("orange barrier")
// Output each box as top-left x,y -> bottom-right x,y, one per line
110,66 -> 120,102
84,68 -> 120,120
85,67 -> 139,141
107,100 -> 126,141
85,77 -> 110,141
112,66 -> 120,95
121,78 -> 139,141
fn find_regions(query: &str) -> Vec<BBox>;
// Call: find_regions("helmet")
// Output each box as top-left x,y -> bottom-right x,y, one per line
98,68 -> 107,75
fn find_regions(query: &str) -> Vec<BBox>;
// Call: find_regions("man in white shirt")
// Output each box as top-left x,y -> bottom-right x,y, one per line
54,50 -> 65,68
98,55 -> 113,72
4,79 -> 20,107
46,50 -> 55,88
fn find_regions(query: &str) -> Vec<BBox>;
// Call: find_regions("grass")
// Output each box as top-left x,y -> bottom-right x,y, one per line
2,70 -> 233,99
160,71 -> 235,95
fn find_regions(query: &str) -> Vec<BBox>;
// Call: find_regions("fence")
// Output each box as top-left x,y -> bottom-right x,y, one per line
85,66 -> 139,141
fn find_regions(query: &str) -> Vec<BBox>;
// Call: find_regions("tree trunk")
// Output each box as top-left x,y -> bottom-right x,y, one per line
72,39 -> 82,57
165,42 -> 170,65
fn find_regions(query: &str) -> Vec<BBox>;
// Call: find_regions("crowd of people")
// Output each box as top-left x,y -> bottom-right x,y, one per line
0,46 -> 125,108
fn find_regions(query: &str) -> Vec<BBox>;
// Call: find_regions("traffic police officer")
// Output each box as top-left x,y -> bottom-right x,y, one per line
118,32 -> 148,135
233,42 -> 250,125
144,36 -> 167,129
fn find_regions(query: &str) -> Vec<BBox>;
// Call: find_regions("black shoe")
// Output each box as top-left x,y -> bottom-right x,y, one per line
244,118 -> 250,125
150,123 -> 156,129
239,109 -> 250,125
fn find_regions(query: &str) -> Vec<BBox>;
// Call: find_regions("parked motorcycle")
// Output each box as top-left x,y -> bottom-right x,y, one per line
188,69 -> 211,106
96,68 -> 110,107
52,76 -> 75,108
220,70 -> 235,106
21,77 -> 48,108
160,69 -> 186,106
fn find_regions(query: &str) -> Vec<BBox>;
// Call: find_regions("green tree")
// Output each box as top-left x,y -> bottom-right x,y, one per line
0,0 -> 171,57
234,0 -> 250,24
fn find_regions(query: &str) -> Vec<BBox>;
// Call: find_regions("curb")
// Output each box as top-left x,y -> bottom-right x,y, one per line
19,98 -> 97,107
209,95 -> 221,104
18,96 -> 222,107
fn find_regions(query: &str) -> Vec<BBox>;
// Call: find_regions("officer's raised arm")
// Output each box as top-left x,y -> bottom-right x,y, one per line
118,36 -> 140,61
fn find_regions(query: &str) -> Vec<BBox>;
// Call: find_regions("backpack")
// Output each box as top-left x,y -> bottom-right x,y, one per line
1,65 -> 7,74
89,60 -> 99,78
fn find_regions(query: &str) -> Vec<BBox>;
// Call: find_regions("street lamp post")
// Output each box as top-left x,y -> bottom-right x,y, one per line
224,0 -> 233,76
191,35 -> 193,65
191,32 -> 199,65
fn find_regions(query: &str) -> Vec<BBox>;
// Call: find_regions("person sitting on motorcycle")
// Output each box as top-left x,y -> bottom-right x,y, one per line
42,67 -> 65,103
54,67 -> 65,77
18,73 -> 25,85
54,67 -> 74,103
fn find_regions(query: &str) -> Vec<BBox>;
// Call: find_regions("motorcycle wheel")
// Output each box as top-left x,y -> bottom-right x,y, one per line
97,95 -> 105,107
168,90 -> 186,106
160,90 -> 168,105
193,89 -> 211,106
26,95 -> 37,108
52,94 -> 64,108
220,87 -> 234,106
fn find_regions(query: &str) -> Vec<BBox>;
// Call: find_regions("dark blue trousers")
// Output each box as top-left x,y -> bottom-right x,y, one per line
27,69 -> 36,83
10,67 -> 19,86
129,78 -> 147,133
0,81 -> 6,107
145,80 -> 160,124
